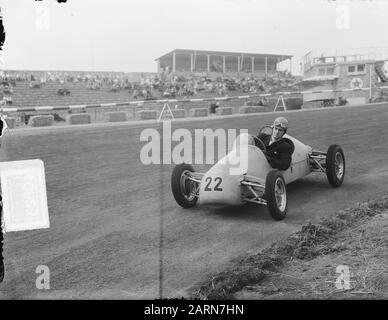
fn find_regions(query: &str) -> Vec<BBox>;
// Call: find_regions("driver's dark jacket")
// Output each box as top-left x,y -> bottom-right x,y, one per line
257,133 -> 293,171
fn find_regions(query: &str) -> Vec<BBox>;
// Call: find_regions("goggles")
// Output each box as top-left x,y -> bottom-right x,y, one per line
273,125 -> 286,133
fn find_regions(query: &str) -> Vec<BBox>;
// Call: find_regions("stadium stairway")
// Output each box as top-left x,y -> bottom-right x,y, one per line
375,63 -> 387,83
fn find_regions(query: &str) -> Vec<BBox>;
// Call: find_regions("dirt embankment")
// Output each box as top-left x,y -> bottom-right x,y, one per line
191,197 -> 388,300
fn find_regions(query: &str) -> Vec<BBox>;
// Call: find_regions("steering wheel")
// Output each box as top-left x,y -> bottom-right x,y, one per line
253,136 -> 267,153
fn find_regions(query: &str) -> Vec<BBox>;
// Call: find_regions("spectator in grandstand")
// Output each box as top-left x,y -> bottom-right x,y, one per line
29,81 -> 41,89
40,76 -> 47,86
144,89 -> 155,100
110,83 -> 120,92
3,96 -> 12,105
132,89 -> 139,100
57,88 -> 70,96
1,84 -> 13,95
93,81 -> 101,90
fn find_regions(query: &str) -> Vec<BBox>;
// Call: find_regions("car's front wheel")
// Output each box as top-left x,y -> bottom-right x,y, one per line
265,170 -> 287,221
171,163 -> 198,208
326,144 -> 345,187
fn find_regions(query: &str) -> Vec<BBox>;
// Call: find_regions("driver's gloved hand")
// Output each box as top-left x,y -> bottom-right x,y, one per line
265,150 -> 273,157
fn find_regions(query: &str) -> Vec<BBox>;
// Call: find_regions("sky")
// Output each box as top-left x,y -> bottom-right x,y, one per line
1,0 -> 388,75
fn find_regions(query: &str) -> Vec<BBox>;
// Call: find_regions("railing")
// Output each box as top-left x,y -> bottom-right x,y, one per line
2,85 -> 388,113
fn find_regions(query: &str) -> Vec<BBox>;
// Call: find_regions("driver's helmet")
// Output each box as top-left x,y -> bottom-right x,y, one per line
273,117 -> 288,132
272,117 -> 288,140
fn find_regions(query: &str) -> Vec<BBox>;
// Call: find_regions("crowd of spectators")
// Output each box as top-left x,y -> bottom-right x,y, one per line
125,70 -> 298,100
0,70 -> 133,100
0,79 -> 14,105
0,69 -> 299,104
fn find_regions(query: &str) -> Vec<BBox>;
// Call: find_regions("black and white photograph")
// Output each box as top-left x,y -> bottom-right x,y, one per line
0,0 -> 387,306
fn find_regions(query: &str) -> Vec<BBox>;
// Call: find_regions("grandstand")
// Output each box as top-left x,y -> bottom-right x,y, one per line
0,52 -> 301,128
155,49 -> 293,78
0,68 -> 298,108
0,66 -> 302,128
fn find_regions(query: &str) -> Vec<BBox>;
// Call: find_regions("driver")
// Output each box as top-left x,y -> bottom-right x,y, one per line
256,117 -> 293,171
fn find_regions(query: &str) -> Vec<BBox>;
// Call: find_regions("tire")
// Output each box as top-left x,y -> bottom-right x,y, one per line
171,163 -> 198,208
326,144 -> 345,187
265,170 -> 287,221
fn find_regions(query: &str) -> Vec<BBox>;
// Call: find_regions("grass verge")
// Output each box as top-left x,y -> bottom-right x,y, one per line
191,196 -> 388,299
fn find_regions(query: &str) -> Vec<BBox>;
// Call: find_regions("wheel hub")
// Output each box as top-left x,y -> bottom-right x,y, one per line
334,152 -> 344,179
180,170 -> 196,201
274,178 -> 287,211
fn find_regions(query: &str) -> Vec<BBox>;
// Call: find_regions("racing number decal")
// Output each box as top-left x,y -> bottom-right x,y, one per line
204,177 -> 223,191
214,177 -> 223,191
204,177 -> 212,191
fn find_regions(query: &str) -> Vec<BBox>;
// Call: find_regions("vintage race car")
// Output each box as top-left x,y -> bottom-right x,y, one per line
171,126 -> 345,220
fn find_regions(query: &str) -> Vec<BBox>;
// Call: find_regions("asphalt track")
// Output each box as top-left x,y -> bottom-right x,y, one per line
0,103 -> 388,299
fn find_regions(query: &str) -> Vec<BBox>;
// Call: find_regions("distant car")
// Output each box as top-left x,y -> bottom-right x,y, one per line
171,126 -> 345,220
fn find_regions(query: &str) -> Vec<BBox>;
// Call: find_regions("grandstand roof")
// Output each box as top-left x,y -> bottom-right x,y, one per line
156,49 -> 292,61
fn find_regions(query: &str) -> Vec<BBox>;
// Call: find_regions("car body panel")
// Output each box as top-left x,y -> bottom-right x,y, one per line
198,133 -> 313,206
282,134 -> 312,184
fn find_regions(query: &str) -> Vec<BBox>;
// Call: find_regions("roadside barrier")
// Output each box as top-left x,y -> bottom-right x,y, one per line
137,110 -> 158,120
29,115 -> 54,127
239,106 -> 268,114
2,85 -> 388,113
189,108 -> 208,117
216,107 -> 233,115
106,111 -> 128,122
67,113 -> 92,125
171,109 -> 186,118
2,85 -> 388,125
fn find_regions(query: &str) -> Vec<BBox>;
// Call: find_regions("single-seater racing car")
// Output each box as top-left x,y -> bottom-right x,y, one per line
171,126 -> 345,220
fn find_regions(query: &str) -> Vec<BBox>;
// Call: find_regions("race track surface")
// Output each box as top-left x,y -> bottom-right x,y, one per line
1,104 -> 388,299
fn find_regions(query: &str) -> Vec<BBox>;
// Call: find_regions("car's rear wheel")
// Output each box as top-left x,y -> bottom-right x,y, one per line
326,144 -> 345,187
265,170 -> 287,221
171,163 -> 198,208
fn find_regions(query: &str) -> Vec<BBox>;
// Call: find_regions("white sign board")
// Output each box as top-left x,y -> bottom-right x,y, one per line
0,159 -> 50,232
